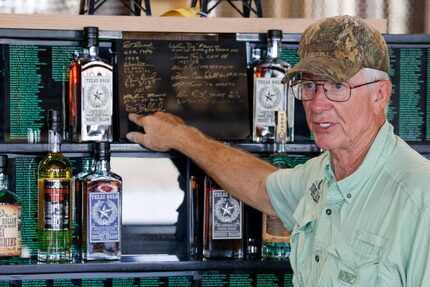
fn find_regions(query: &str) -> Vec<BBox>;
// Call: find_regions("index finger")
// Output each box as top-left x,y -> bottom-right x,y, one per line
128,113 -> 144,125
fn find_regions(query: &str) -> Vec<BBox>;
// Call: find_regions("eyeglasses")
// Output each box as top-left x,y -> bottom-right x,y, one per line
290,79 -> 382,102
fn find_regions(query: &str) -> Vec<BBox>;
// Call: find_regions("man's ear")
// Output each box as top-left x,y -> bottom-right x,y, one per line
372,80 -> 392,112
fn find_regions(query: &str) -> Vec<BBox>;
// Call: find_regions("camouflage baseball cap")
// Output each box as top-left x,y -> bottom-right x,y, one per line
282,15 -> 389,84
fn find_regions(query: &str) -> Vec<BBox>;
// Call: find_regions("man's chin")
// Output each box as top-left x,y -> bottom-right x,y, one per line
314,137 -> 338,151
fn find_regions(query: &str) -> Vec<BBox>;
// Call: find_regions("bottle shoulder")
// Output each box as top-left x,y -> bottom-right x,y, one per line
256,58 -> 290,69
267,152 -> 296,169
84,171 -> 122,183
0,189 -> 21,205
38,153 -> 71,170
80,57 -> 112,70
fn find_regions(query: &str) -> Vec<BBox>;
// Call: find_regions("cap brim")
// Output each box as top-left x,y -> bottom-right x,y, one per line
281,54 -> 361,84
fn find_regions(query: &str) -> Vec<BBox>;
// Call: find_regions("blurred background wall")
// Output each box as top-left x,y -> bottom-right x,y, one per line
0,0 -> 428,33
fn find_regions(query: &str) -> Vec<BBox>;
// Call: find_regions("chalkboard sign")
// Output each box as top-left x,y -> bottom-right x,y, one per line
117,38 -> 250,140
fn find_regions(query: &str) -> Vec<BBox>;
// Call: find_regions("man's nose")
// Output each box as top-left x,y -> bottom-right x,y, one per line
309,85 -> 331,111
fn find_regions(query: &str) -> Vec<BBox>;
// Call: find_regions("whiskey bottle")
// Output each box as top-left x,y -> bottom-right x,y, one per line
38,109 -> 73,262
72,157 -> 94,262
0,155 -> 22,263
261,110 -> 294,261
75,26 -> 113,142
203,176 -> 243,259
82,142 -> 122,261
253,29 -> 293,143
68,50 -> 83,142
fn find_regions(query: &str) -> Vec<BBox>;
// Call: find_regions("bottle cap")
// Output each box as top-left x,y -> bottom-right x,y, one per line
83,26 -> 99,48
268,29 -> 283,40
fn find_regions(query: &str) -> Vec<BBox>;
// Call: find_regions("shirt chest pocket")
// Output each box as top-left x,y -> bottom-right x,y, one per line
320,231 -> 388,286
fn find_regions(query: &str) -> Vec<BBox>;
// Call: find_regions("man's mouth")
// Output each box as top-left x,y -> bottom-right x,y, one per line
318,122 -> 331,128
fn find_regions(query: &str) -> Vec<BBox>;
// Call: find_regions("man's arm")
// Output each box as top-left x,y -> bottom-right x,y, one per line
127,112 -> 278,216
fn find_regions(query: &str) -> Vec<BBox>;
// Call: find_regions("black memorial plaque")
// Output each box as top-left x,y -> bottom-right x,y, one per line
117,38 -> 250,141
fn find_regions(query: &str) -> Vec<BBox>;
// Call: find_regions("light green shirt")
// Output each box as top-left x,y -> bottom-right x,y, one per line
267,121 -> 430,286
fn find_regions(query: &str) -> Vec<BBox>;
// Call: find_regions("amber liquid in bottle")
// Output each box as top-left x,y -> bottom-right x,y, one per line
82,142 -> 122,261
68,51 -> 83,142
38,110 -> 73,262
203,176 -> 243,259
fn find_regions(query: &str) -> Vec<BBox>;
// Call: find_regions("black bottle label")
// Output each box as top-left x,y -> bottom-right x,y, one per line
43,179 -> 70,230
212,189 -> 242,240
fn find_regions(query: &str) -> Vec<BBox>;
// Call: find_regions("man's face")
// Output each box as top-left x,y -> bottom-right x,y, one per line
302,72 -> 383,152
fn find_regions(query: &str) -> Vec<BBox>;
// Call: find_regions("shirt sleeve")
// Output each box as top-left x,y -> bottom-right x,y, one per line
266,164 -> 306,231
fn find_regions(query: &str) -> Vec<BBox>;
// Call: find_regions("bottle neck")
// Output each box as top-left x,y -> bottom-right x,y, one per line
88,45 -> 99,59
94,157 -> 111,173
267,37 -> 282,59
274,110 -> 288,154
0,172 -> 8,190
48,129 -> 61,153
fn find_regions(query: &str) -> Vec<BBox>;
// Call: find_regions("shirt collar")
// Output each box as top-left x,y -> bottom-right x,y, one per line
324,121 -> 396,203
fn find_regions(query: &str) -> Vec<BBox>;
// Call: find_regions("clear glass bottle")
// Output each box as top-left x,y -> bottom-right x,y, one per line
253,29 -> 294,143
82,142 -> 122,261
203,176 -> 243,260
261,110 -> 294,261
38,109 -> 73,262
0,155 -> 22,263
72,157 -> 94,262
76,26 -> 113,142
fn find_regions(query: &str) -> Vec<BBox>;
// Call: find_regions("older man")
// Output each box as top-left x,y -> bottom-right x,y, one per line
127,15 -> 430,286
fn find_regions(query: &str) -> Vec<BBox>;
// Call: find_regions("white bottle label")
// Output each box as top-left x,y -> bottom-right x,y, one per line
0,204 -> 22,256
254,77 -> 285,128
81,61 -> 113,126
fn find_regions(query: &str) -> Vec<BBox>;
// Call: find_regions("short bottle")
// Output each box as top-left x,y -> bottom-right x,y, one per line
72,26 -> 113,142
82,142 -> 122,261
203,176 -> 243,260
0,155 -> 22,263
253,29 -> 293,143
38,109 -> 73,262
261,110 -> 294,261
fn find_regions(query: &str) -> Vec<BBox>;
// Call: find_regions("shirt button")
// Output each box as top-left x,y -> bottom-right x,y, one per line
347,194 -> 352,198
315,255 -> 319,262
326,209 -> 332,215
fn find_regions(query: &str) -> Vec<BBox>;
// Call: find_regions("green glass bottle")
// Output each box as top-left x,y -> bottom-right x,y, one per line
38,109 -> 73,262
261,110 -> 294,261
0,155 -> 22,263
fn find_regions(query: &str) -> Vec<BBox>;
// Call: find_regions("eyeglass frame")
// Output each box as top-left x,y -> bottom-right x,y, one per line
289,79 -> 382,102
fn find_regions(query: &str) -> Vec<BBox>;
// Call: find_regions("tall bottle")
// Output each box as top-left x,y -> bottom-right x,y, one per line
0,155 -> 22,263
82,142 -> 122,261
261,110 -> 294,261
38,109 -> 73,262
72,26 -> 113,142
203,176 -> 243,260
68,50 -> 83,142
72,157 -> 94,262
253,29 -> 294,143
